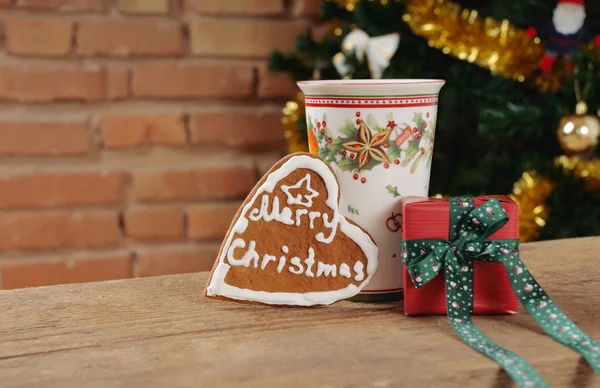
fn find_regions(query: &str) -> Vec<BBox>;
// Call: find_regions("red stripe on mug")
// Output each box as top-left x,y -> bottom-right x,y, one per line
306,102 -> 438,108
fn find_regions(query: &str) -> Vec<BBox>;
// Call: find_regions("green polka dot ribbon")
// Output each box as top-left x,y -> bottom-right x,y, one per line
402,198 -> 600,388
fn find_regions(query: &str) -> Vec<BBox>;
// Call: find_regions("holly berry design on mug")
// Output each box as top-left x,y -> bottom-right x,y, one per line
308,111 -> 435,176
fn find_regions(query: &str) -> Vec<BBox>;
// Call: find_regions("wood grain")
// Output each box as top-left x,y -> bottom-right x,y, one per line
0,237 -> 599,387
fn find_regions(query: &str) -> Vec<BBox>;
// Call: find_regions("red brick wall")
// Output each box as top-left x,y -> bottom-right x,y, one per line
0,0 -> 319,289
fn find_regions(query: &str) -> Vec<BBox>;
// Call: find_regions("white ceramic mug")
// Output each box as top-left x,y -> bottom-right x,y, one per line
297,80 -> 445,301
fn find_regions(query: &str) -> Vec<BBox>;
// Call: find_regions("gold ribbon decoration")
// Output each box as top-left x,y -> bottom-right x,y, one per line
282,93 -> 308,154
510,156 -> 600,242
556,155 -> 600,193
332,0 -> 360,11
333,29 -> 400,79
510,171 -> 554,242
401,0 -> 571,91
331,0 -> 391,12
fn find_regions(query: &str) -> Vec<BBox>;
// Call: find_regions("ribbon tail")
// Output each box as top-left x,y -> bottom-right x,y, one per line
448,317 -> 549,388
502,252 -> 600,375
445,252 -> 549,388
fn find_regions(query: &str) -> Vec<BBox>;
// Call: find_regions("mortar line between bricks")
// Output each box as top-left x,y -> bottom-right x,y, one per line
131,250 -> 140,278
181,13 -> 310,22
182,207 -> 190,240
0,241 -> 222,262
171,0 -> 182,17
282,0 -> 293,12
251,66 -> 260,99
0,149 -> 267,171
120,163 -> 135,211
182,113 -> 191,144
0,204 -> 126,212
70,16 -> 79,58
0,100 -> 290,111
87,114 -> 103,155
0,249 -> 134,263
117,211 -> 127,242
181,17 -> 190,56
0,52 -> 274,66
0,12 -> 193,21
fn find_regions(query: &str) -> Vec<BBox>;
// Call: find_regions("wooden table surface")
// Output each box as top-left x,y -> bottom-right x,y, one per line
1,237 -> 599,388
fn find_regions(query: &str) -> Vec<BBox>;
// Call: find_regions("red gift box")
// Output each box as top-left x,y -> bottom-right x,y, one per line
401,196 -> 519,315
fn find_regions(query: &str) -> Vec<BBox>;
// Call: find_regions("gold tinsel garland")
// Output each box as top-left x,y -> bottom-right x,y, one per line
330,0 -> 598,91
510,156 -> 600,242
401,0 -> 569,91
509,171 -> 554,242
332,0 -> 390,12
556,155 -> 600,193
282,93 -> 309,154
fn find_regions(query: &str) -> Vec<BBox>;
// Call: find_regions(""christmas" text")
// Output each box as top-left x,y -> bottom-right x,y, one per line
227,238 -> 365,282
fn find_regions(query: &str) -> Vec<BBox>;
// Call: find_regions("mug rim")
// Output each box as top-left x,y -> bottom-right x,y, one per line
297,79 -> 445,97
297,79 -> 445,86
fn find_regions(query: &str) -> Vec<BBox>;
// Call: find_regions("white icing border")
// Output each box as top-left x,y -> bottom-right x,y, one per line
206,155 -> 379,306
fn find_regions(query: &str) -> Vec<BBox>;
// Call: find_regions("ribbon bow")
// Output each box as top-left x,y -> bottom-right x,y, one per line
403,198 -> 600,388
333,29 -> 400,79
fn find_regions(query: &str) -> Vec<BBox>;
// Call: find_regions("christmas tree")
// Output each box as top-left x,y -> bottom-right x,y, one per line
270,0 -> 600,242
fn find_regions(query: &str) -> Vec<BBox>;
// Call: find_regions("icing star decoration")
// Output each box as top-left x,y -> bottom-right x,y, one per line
280,173 -> 319,207
343,121 -> 392,171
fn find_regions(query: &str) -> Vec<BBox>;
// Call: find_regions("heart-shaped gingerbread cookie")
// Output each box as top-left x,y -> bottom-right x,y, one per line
205,153 -> 378,306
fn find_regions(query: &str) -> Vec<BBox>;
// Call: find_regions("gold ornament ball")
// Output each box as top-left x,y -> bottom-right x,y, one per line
557,113 -> 600,156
